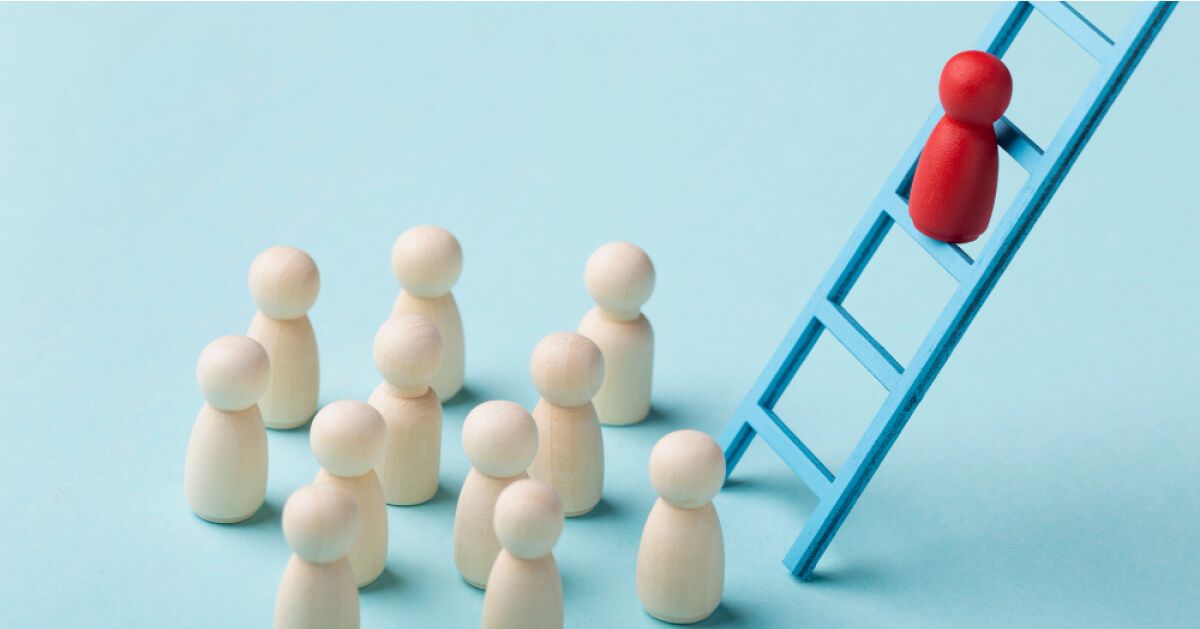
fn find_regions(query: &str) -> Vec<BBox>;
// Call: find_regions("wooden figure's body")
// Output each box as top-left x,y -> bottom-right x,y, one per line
246,246 -> 321,430
184,404 -> 268,523
248,312 -> 319,429
909,50 -> 1012,244
529,399 -> 603,516
314,469 -> 387,587
274,555 -> 358,629
482,551 -> 563,629
577,241 -> 656,426
389,225 -> 464,402
454,470 -> 527,588
636,430 -> 726,624
527,332 -> 605,517
275,484 -> 361,629
390,292 -> 464,402
310,400 -> 388,588
482,480 -> 564,629
636,500 -> 724,624
185,335 -> 270,524
454,400 -> 539,589
578,309 -> 653,426
369,384 -> 442,505
369,315 -> 445,506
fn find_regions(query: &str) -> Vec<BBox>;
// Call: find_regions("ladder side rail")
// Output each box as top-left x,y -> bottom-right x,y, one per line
783,1 -> 1176,579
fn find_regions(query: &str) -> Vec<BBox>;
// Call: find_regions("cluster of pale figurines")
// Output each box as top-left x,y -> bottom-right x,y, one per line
183,226 -> 727,628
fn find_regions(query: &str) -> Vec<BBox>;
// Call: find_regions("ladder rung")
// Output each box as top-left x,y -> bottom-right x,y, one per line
1033,2 -> 1115,62
885,201 -> 975,282
815,300 -> 904,391
996,116 -> 1045,173
750,406 -> 835,493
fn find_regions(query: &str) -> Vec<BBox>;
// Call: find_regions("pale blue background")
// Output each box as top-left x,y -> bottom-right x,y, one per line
1,2 -> 1197,627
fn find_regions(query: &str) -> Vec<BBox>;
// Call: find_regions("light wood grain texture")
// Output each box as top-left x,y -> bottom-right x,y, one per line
184,335 -> 269,523
578,241 -> 655,426
389,225 -> 464,402
310,400 -> 387,588
527,332 -> 604,517
369,315 -> 443,505
636,430 -> 725,624
275,485 -> 360,629
246,246 -> 320,430
454,401 -> 538,588
482,480 -> 564,629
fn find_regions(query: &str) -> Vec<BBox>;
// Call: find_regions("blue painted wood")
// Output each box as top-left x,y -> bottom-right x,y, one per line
1034,1 -> 1116,61
717,1 -> 1177,580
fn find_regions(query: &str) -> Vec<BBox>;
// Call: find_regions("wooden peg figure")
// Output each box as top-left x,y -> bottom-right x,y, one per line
184,335 -> 270,523
577,241 -> 655,426
368,315 -> 444,506
390,225 -> 465,402
310,400 -> 388,588
275,484 -> 361,629
246,245 -> 321,429
453,400 -> 539,588
527,332 -> 605,517
909,50 -> 1013,243
481,479 -> 564,629
636,430 -> 725,624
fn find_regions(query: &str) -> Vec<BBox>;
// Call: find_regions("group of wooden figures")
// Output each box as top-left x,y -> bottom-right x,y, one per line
183,226 -> 727,628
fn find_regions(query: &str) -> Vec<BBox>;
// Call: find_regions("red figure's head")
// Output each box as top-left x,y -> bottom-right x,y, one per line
938,50 -> 1012,125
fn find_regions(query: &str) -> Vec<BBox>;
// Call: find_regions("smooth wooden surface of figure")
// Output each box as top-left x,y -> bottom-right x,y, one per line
454,400 -> 538,588
313,470 -> 387,588
482,552 -> 562,629
482,480 -> 564,629
246,245 -> 321,429
310,400 -> 388,588
909,50 -> 1012,243
636,500 -> 724,624
370,315 -> 444,505
636,430 -> 725,624
275,484 -> 361,629
578,241 -> 655,426
185,405 -> 269,523
275,555 -> 359,629
528,332 -> 604,517
184,335 -> 270,523
529,400 -> 603,517
578,309 -> 653,426
389,225 -> 465,402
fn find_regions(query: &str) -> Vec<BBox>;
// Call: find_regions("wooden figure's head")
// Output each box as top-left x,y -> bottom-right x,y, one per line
391,225 -> 463,298
493,479 -> 563,560
196,334 -> 269,412
310,400 -> 386,477
530,332 -> 604,408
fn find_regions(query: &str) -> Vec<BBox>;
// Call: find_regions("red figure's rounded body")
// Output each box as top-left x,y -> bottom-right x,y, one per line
909,50 -> 1012,244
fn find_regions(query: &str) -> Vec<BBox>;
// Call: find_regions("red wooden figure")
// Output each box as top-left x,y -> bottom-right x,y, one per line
909,50 -> 1012,244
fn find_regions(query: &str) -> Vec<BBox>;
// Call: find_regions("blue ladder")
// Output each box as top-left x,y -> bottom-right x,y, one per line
718,1 -> 1176,580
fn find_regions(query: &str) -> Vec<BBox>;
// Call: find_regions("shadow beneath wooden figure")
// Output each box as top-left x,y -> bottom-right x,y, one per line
455,572 -> 486,595
605,403 -> 685,432
264,409 -> 314,444
570,497 -> 618,521
239,499 -> 282,529
390,484 -> 459,509
442,384 -> 491,410
430,483 -> 460,506
361,566 -> 403,595
694,601 -> 756,627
